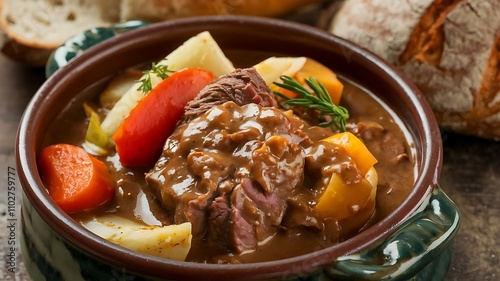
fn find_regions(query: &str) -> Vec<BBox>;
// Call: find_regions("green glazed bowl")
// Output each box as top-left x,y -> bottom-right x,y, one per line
17,16 -> 459,281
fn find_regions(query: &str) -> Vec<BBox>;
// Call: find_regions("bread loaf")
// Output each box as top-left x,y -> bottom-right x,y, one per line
120,0 -> 323,22
329,0 -> 500,140
0,0 -> 324,66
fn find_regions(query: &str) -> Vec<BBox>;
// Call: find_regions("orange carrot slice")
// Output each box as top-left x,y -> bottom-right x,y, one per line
38,144 -> 114,213
112,68 -> 214,166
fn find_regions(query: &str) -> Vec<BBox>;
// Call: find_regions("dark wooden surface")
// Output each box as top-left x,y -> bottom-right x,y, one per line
0,36 -> 498,281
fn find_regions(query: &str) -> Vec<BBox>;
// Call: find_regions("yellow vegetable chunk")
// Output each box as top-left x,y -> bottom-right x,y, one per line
321,132 -> 378,176
315,167 -> 378,235
82,104 -> 111,156
315,173 -> 372,221
255,56 -> 344,104
294,58 -> 344,105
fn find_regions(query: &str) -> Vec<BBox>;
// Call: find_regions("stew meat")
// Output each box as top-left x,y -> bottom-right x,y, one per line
147,68 -> 363,259
43,64 -> 415,264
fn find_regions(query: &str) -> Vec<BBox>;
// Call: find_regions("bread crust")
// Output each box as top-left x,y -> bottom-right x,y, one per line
329,0 -> 500,140
1,37 -> 53,66
330,0 -> 435,64
120,0 -> 324,22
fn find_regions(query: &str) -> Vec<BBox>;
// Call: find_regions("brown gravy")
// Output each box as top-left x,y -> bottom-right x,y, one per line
42,70 -> 415,264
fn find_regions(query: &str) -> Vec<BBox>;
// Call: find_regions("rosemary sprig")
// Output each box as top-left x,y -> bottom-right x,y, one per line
273,75 -> 349,132
137,62 -> 174,93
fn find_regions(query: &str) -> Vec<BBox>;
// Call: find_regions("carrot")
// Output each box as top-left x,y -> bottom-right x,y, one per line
112,67 -> 214,166
38,144 -> 114,213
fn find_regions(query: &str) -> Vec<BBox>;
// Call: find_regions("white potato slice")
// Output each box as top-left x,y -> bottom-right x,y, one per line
163,31 -> 235,77
99,68 -> 143,108
82,215 -> 192,261
253,56 -> 306,85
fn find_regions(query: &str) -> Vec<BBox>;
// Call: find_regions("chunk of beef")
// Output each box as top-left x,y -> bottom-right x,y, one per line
146,68 -> 348,258
146,100 -> 309,254
181,68 -> 278,123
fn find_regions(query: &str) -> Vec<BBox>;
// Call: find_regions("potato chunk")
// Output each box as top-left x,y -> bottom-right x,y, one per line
82,215 -> 192,261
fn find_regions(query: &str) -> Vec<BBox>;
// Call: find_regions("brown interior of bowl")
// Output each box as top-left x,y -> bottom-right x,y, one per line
16,16 -> 442,280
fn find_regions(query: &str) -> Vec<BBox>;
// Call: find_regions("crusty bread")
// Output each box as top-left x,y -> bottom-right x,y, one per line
0,0 -> 324,66
120,0 -> 323,22
329,0 -> 500,140
0,0 -> 120,66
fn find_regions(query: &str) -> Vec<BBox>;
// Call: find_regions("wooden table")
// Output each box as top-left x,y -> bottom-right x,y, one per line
0,37 -> 498,281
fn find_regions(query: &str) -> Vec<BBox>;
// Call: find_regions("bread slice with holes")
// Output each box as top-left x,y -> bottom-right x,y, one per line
0,0 -> 120,66
329,0 -> 500,140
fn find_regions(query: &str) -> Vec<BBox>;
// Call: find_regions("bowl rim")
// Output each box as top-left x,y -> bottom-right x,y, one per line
16,15 -> 442,280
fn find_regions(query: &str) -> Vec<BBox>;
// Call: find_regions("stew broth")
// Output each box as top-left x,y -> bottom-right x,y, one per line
41,56 -> 415,263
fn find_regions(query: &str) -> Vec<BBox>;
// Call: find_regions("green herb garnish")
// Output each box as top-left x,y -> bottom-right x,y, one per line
137,62 -> 174,93
274,75 -> 349,132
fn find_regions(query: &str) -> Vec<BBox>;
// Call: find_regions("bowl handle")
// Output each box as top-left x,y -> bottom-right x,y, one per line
327,186 -> 460,281
45,20 -> 148,78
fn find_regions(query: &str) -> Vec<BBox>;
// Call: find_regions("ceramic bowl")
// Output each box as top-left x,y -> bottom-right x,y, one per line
16,16 -> 459,281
